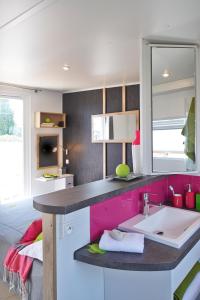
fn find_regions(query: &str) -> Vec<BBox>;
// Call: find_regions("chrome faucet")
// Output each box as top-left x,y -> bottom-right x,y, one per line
143,193 -> 162,217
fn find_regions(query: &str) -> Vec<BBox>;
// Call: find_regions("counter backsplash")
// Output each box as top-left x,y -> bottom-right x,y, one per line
90,175 -> 200,241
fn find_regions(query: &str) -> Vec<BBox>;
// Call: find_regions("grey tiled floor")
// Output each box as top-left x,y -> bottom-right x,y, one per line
0,282 -> 20,300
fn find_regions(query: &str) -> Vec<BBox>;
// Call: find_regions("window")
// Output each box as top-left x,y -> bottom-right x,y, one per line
153,118 -> 187,159
0,97 -> 24,202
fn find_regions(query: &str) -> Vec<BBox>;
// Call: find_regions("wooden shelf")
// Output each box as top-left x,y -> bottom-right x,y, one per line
35,112 -> 66,128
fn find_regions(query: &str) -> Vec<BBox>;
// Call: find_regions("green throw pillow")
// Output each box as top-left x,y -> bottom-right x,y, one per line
34,232 -> 43,242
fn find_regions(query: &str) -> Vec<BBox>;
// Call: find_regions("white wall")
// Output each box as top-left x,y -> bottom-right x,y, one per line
153,88 -> 194,120
0,85 -> 62,197
30,90 -> 63,196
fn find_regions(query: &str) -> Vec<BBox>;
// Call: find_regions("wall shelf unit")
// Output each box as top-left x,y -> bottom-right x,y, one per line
35,112 -> 66,128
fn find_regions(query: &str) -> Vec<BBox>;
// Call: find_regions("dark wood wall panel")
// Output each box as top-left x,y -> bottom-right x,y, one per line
63,89 -> 103,186
62,84 -> 140,185
126,84 -> 140,171
126,143 -> 133,172
106,144 -> 122,176
106,87 -> 122,113
106,86 -> 123,175
126,84 -> 140,111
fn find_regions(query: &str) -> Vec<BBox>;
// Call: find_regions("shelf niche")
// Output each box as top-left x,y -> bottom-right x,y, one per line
35,112 -> 66,128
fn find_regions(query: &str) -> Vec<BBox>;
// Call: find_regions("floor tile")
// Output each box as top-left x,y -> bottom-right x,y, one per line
0,282 -> 20,300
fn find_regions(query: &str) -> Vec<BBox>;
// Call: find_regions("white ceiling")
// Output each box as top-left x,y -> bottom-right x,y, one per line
152,47 -> 195,85
0,0 -> 200,92
0,0 -> 39,28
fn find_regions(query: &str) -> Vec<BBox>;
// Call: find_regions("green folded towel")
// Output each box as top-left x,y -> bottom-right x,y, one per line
174,262 -> 200,300
88,243 -> 106,254
181,97 -> 195,162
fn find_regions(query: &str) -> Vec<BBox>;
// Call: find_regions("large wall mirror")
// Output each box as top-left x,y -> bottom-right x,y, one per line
91,111 -> 139,143
151,45 -> 196,173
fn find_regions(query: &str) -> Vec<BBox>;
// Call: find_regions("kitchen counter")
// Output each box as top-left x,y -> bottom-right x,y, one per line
33,175 -> 165,214
74,228 -> 200,271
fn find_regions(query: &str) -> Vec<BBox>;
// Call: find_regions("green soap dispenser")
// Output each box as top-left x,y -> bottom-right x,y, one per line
195,193 -> 200,211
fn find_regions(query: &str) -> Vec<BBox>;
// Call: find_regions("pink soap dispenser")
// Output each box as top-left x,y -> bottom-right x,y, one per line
185,184 -> 195,209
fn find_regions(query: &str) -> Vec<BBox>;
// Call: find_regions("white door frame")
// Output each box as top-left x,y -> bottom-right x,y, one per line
0,86 -> 31,197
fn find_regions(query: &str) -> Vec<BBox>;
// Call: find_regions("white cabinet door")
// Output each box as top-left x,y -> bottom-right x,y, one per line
104,268 -> 172,300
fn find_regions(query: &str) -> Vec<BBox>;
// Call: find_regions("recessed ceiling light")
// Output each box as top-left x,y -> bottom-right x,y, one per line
63,64 -> 70,71
162,69 -> 170,78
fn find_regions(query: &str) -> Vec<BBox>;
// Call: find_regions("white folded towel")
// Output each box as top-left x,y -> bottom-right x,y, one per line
99,230 -> 144,253
183,272 -> 200,300
19,240 -> 43,261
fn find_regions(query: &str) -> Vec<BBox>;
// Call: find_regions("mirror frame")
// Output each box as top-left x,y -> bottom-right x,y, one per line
141,40 -> 200,175
91,110 -> 139,143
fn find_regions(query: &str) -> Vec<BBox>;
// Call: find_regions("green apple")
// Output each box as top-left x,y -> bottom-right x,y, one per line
116,164 -> 130,178
45,117 -> 51,123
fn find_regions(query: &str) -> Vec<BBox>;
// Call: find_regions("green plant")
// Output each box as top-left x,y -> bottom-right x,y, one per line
0,101 -> 15,135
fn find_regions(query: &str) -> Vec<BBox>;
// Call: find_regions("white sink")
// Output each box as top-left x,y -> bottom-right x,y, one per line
118,206 -> 200,248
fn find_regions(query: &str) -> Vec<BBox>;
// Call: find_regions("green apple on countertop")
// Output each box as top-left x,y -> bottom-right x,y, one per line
116,163 -> 130,178
44,117 -> 51,123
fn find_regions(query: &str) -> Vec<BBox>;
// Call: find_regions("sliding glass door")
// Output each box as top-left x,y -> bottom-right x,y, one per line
0,97 -> 24,202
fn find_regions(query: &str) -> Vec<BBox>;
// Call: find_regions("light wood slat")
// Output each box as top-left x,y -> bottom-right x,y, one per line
103,88 -> 106,114
103,143 -> 106,178
122,85 -> 126,112
122,143 -> 126,164
103,88 -> 107,178
122,86 -> 126,164
43,213 -> 57,300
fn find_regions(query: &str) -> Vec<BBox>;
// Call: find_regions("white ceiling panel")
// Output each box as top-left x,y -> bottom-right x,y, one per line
0,0 -> 46,28
0,0 -> 200,91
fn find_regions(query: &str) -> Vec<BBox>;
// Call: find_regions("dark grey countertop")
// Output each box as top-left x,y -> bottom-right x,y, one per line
33,175 -> 165,214
74,228 -> 200,271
